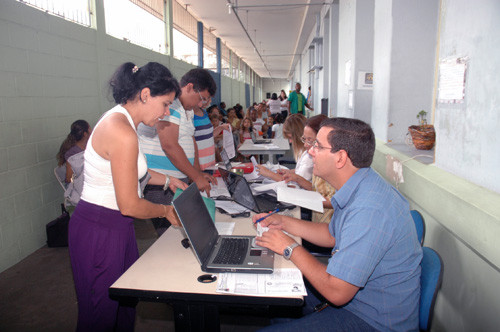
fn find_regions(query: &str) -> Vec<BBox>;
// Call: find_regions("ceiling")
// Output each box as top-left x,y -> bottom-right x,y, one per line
176,0 -> 329,79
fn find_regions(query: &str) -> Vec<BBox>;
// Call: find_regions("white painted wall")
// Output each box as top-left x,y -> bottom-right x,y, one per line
261,78 -> 290,101
435,0 -> 500,193
0,1 -> 259,272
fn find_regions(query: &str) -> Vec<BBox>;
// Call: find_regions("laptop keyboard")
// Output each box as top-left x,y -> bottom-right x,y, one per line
213,238 -> 249,265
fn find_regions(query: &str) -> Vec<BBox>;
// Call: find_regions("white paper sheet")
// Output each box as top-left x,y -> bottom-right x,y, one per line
253,181 -> 287,193
223,127 -> 235,159
216,268 -> 307,296
277,186 -> 326,212
215,222 -> 235,235
214,200 -> 250,214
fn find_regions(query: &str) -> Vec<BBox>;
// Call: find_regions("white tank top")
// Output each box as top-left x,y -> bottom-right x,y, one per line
81,105 -> 148,210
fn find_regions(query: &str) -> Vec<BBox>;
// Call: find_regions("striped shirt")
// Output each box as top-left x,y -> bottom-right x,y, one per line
193,111 -> 215,170
137,98 -> 195,179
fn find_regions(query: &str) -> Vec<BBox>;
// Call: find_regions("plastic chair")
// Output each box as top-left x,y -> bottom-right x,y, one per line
54,165 -> 67,191
420,247 -> 444,331
411,210 -> 425,245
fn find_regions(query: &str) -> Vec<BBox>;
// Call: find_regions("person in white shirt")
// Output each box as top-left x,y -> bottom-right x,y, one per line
256,114 -> 313,187
279,89 -> 289,118
271,113 -> 284,139
267,92 -> 282,115
68,62 -> 188,331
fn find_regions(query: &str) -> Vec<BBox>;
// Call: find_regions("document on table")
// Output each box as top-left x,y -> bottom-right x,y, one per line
216,268 -> 307,296
214,200 -> 250,214
277,186 -> 326,213
215,222 -> 235,235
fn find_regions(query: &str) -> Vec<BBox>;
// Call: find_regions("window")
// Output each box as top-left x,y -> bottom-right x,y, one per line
104,0 -> 166,53
221,43 -> 231,77
202,26 -> 217,72
172,0 -> 198,65
18,0 -> 91,27
232,55 -> 239,80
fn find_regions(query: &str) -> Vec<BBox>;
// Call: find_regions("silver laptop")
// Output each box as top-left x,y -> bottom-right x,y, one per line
172,183 -> 274,274
251,133 -> 272,144
218,167 -> 295,213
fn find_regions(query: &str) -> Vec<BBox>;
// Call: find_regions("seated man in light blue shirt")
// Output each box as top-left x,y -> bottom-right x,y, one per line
253,117 -> 423,332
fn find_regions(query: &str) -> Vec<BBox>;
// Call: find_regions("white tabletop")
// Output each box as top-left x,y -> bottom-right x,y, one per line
110,209 -> 302,304
238,139 -> 290,163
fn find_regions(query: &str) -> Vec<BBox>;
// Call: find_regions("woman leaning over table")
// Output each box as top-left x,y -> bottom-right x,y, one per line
255,114 -> 313,187
68,62 -> 188,332
283,114 -> 335,223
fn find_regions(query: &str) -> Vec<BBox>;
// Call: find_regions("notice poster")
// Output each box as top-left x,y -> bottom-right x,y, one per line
438,57 -> 468,103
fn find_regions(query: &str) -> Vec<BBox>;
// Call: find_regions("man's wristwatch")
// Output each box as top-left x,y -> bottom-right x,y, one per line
283,243 -> 300,260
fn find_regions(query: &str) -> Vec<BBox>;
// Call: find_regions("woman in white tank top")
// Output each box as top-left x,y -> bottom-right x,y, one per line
68,62 -> 187,331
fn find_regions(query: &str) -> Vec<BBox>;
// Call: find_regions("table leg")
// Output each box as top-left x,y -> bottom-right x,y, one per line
173,302 -> 220,332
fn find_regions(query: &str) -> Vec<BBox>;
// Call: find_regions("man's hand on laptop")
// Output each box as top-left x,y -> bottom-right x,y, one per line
256,228 -> 295,256
194,172 -> 217,196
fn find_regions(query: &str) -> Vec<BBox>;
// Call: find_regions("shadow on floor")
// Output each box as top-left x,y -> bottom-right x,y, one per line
0,219 -> 271,331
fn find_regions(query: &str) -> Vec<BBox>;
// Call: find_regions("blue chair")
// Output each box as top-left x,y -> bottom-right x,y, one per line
411,210 -> 425,245
420,247 -> 444,331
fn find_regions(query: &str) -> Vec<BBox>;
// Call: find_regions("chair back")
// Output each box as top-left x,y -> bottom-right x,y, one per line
54,165 -> 67,191
420,247 -> 444,331
411,210 -> 425,245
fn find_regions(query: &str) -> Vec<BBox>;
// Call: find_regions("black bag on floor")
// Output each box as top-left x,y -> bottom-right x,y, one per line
46,204 -> 70,247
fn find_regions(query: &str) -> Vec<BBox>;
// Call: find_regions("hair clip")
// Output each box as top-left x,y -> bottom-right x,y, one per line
132,65 -> 139,73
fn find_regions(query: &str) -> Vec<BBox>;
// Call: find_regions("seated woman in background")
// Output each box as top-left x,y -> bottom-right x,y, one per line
256,114 -> 313,187
282,114 -> 335,223
68,62 -> 188,331
56,119 -> 91,183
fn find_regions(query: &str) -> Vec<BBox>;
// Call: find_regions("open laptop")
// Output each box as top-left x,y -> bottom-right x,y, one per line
172,183 -> 274,274
218,167 -> 295,213
251,134 -> 272,144
220,148 -> 232,171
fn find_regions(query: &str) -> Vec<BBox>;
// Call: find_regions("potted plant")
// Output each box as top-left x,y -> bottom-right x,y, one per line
408,110 -> 435,150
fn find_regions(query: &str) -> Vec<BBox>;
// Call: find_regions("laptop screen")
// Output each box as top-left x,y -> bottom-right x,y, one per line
220,149 -> 232,171
218,167 -> 258,211
172,183 -> 219,265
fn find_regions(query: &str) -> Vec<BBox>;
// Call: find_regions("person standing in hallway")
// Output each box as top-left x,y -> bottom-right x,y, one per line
69,62 -> 188,332
288,82 -> 313,115
137,68 -> 217,234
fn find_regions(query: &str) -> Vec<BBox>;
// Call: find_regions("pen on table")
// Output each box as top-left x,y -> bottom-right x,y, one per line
255,208 -> 280,223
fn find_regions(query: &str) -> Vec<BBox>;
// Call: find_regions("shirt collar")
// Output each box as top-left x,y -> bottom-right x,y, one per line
330,168 -> 371,209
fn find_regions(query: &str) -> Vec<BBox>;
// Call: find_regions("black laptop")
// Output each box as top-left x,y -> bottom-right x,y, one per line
172,183 -> 274,274
218,167 -> 295,213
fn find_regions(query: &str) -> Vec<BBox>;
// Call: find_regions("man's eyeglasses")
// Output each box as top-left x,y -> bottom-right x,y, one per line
197,90 -> 210,106
311,139 -> 332,151
300,136 -> 315,145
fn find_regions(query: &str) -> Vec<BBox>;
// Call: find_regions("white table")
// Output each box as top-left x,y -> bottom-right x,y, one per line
238,138 -> 290,163
109,209 -> 302,331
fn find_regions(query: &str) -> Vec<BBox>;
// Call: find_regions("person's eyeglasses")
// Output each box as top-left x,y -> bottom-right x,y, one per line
300,136 -> 315,145
312,139 -> 332,151
197,90 -> 210,106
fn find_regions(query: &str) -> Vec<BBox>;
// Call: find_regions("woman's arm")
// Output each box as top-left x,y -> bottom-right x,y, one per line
65,162 -> 74,183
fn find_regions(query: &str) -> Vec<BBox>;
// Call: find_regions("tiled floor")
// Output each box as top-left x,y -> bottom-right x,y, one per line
0,219 -> 271,331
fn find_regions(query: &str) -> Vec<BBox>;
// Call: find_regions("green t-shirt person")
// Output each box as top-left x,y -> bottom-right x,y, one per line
288,83 -> 313,115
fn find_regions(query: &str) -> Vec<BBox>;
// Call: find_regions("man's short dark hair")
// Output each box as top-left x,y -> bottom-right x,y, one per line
320,117 -> 375,168
180,68 -> 217,96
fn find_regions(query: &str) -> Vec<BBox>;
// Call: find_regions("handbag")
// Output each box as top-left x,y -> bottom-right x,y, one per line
46,204 -> 70,247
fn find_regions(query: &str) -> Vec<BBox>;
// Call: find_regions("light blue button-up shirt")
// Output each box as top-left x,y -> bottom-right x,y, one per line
327,168 -> 422,332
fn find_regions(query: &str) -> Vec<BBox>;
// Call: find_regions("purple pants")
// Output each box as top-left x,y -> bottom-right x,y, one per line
68,200 -> 139,332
